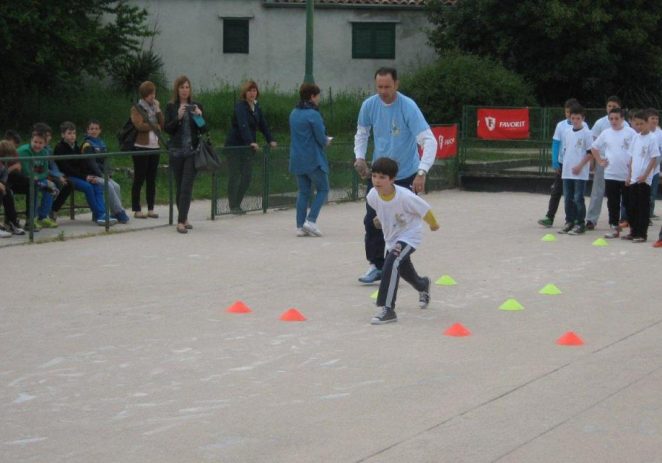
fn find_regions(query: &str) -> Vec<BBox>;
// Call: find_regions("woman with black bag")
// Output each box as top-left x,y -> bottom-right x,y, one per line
164,75 -> 208,234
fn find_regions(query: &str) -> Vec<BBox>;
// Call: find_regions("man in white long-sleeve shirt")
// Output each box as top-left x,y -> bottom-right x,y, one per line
353,67 -> 437,284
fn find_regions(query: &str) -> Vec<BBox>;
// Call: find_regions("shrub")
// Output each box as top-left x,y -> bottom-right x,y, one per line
399,52 -> 537,124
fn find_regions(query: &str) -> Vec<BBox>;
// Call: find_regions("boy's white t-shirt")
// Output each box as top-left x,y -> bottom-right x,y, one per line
591,126 -> 636,181
554,119 -> 589,164
629,132 -> 660,185
366,184 -> 431,251
561,126 -> 593,180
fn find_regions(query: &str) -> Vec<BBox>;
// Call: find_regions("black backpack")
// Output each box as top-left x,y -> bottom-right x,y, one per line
116,117 -> 138,151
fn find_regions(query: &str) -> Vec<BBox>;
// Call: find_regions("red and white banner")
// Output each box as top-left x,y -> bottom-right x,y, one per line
419,124 -> 458,159
477,108 -> 530,140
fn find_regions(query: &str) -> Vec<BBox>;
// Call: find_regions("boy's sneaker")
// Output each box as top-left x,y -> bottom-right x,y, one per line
6,223 -> 25,236
568,224 -> 585,235
585,221 -> 595,230
37,217 -> 58,228
296,227 -> 309,237
632,237 -> 647,243
537,217 -> 553,228
358,265 -> 382,284
115,210 -> 130,224
302,220 -> 322,237
371,307 -> 397,325
0,228 -> 11,238
558,223 -> 574,234
604,226 -> 620,239
96,215 -> 118,226
653,240 -> 662,248
418,277 -> 431,309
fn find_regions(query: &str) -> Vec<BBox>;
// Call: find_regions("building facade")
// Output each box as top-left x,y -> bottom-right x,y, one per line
131,0 -> 442,92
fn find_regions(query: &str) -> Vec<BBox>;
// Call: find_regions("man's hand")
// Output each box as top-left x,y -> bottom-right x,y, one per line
354,158 -> 370,179
412,174 -> 426,193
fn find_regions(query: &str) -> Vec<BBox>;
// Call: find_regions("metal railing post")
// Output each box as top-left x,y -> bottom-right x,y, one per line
262,145 -> 270,213
28,159 -> 35,243
168,151 -> 174,225
103,159 -> 110,231
211,171 -> 217,221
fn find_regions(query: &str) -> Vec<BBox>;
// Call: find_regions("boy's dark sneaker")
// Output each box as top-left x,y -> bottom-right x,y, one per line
418,277 -> 431,309
621,234 -> 633,240
537,217 -> 553,228
632,237 -> 647,243
569,224 -> 586,235
371,307 -> 397,325
585,221 -> 595,230
558,223 -> 573,234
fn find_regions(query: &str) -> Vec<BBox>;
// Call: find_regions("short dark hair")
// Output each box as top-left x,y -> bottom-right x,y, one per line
32,122 -> 52,135
374,67 -> 398,81
3,129 -> 21,145
299,83 -> 320,101
606,95 -> 622,106
645,107 -> 659,119
564,98 -> 579,109
371,157 -> 399,179
632,110 -> 648,121
59,121 -> 76,134
87,119 -> 102,129
568,104 -> 585,116
608,108 -> 624,117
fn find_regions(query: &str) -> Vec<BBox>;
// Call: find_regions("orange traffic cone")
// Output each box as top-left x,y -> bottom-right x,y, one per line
556,331 -> 584,346
443,323 -> 471,337
280,308 -> 306,322
226,300 -> 252,313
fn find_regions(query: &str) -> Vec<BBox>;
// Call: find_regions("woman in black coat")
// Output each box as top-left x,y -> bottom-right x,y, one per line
164,75 -> 208,234
224,80 -> 277,214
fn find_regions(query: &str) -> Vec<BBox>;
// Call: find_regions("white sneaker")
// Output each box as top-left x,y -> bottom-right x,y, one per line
302,220 -> 322,237
296,227 -> 309,237
0,228 -> 11,238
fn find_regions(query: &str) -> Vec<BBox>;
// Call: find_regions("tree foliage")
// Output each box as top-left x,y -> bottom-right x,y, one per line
425,0 -> 662,107
400,53 -> 536,123
0,0 -> 153,126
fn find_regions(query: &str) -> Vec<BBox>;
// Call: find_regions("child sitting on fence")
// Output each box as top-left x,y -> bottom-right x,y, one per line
81,120 -> 130,223
53,121 -> 117,226
17,125 -> 59,229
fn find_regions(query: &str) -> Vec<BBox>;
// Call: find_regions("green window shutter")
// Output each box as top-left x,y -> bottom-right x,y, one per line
224,19 -> 249,54
352,23 -> 395,59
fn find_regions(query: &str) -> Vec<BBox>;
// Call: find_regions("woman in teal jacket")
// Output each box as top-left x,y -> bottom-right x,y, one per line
288,83 -> 331,237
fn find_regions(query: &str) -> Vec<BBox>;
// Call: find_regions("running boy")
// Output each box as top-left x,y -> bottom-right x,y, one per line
367,157 -> 439,325
623,110 -> 659,242
559,105 -> 593,235
590,108 -> 636,238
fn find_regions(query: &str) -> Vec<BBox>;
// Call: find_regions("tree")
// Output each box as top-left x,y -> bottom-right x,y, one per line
425,0 -> 662,107
0,0 -> 153,126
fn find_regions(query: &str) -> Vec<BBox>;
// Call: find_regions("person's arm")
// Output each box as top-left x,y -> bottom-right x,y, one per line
256,105 -> 274,145
423,210 -> 440,231
571,151 -> 593,175
416,128 -> 437,173
310,112 -> 329,149
551,139 -> 561,170
637,156 -> 659,184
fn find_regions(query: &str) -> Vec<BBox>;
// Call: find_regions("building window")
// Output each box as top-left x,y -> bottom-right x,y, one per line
223,19 -> 249,54
352,23 -> 396,59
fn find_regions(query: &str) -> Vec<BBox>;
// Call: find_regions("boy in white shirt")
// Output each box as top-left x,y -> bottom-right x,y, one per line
590,108 -> 636,238
623,110 -> 660,242
645,108 -> 661,220
559,105 -> 593,235
367,157 -> 439,325
586,96 -> 627,230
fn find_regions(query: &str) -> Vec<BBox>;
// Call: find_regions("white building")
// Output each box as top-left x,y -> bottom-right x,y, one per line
130,0 -> 444,92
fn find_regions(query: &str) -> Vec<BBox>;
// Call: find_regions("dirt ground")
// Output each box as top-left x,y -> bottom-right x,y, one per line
1,191 -> 661,463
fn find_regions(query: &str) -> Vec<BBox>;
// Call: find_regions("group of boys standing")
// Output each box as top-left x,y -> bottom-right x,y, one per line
0,120 -> 130,238
538,96 -> 662,246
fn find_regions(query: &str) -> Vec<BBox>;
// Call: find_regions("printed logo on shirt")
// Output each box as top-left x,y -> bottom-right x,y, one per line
394,213 -> 407,229
391,119 -> 400,137
622,139 -> 630,151
485,116 -> 496,132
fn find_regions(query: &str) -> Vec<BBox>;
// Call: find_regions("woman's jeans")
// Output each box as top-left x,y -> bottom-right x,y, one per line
132,148 -> 160,212
170,154 -> 197,224
295,167 -> 329,228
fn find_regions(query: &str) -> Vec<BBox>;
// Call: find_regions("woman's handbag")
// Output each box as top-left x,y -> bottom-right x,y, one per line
194,137 -> 222,172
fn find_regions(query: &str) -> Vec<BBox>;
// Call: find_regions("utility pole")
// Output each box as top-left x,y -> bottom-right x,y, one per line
304,0 -> 315,83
